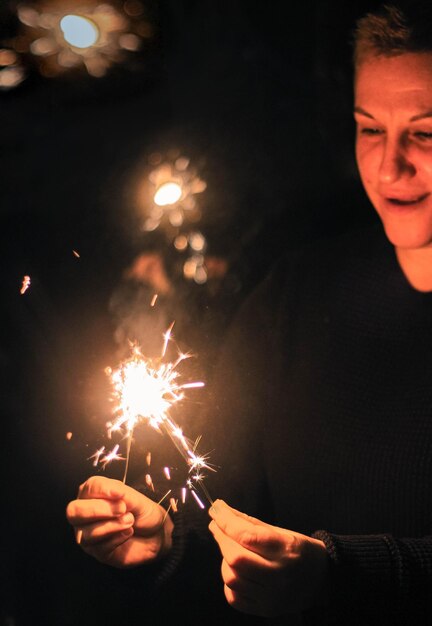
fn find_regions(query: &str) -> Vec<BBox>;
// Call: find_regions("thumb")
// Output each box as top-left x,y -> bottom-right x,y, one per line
123,485 -> 165,532
209,500 -> 286,559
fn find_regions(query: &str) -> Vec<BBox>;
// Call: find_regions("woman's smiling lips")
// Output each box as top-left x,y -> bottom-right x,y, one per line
380,192 -> 430,212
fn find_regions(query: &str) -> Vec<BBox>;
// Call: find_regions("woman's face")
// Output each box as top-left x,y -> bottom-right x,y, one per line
355,52 -> 432,250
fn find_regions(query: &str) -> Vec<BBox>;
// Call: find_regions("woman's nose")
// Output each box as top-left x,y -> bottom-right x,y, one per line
378,138 -> 415,184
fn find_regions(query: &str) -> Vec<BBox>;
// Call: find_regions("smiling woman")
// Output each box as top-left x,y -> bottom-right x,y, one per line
355,54 -> 432,255
64,3 -> 432,626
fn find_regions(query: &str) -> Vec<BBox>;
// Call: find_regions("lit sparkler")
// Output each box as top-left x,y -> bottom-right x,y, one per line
94,324 -> 213,504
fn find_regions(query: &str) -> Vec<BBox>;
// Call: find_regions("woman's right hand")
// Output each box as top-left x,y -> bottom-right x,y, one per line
66,476 -> 173,569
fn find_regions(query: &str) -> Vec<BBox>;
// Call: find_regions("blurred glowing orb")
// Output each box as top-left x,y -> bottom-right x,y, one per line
30,37 -> 56,56
0,49 -> 18,65
174,234 -> 188,251
0,65 -> 25,88
194,265 -> 208,284
154,181 -> 182,206
189,231 -> 206,252
60,15 -> 100,49
168,208 -> 184,227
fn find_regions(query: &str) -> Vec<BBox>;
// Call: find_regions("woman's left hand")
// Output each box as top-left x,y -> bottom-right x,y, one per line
209,500 -> 329,618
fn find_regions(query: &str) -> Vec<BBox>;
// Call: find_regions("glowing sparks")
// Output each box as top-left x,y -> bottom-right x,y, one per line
150,293 -> 158,307
20,275 -> 31,294
88,445 -> 106,467
188,450 -> 212,474
99,444 -> 125,469
72,249 -> 80,258
107,341 -> 188,437
89,325 -> 212,504
191,490 -> 205,509
161,321 -> 175,358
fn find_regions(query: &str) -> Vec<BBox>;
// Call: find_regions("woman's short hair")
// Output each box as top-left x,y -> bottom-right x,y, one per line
354,1 -> 432,65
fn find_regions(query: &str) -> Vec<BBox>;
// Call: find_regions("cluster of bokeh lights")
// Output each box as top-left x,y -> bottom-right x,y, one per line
143,154 -> 207,232
137,152 -> 210,284
0,0 -> 152,88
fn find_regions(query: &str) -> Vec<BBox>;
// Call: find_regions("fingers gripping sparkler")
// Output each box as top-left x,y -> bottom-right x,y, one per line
93,324 -> 214,505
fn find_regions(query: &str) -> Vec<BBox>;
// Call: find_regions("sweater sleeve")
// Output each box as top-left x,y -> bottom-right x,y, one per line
311,530 -> 432,624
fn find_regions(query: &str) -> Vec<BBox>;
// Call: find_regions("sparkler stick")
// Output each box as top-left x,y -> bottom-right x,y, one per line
122,435 -> 133,483
93,324 -> 214,506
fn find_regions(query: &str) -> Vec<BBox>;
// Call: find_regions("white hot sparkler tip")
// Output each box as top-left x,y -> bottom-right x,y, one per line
181,487 -> 187,504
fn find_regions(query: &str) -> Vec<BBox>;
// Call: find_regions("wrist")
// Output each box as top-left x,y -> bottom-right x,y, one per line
310,538 -> 330,609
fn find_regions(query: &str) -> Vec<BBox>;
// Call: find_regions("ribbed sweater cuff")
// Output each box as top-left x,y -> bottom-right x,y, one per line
131,481 -> 189,589
312,530 -> 402,621
153,507 -> 188,587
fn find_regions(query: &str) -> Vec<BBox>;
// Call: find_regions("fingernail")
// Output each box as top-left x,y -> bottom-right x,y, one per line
209,502 -> 219,517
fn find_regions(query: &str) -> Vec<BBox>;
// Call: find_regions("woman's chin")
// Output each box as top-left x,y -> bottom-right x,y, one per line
382,223 -> 432,250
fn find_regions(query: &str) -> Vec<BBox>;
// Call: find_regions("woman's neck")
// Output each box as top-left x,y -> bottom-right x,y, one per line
396,246 -> 432,292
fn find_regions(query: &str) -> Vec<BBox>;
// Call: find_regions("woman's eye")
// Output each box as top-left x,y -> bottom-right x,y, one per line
359,127 -> 383,136
414,131 -> 432,141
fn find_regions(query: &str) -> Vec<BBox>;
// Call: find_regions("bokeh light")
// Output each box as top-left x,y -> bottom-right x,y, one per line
0,0 -> 154,85
60,15 -> 100,49
154,181 -> 183,207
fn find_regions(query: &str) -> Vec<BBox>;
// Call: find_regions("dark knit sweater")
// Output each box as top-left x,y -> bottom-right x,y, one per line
193,223 -> 432,625
123,223 -> 432,626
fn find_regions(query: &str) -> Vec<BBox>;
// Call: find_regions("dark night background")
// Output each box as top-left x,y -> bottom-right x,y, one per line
1,1 -> 382,624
